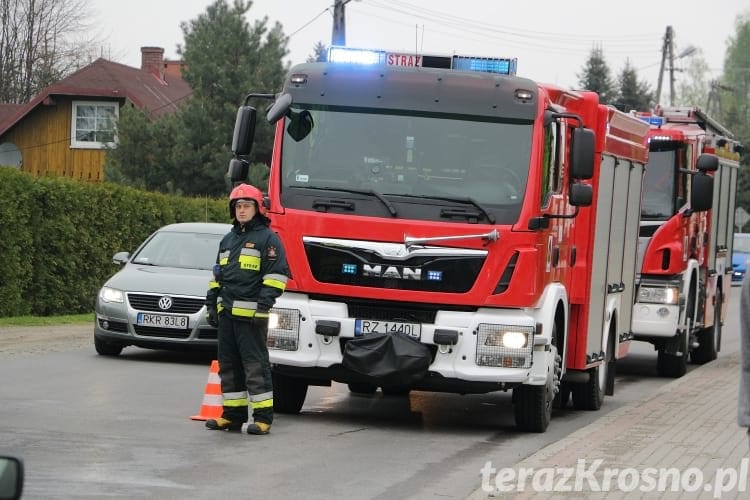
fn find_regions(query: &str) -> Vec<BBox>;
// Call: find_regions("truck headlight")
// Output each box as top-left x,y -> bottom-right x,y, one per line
637,286 -> 679,305
99,286 -> 124,304
267,308 -> 300,351
476,324 -> 533,368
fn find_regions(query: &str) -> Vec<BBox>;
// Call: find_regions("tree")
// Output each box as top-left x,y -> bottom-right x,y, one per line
720,12 -> 750,214
0,0 -> 96,103
577,45 -> 616,104
307,41 -> 328,63
614,60 -> 653,112
674,49 -> 710,108
106,0 -> 289,197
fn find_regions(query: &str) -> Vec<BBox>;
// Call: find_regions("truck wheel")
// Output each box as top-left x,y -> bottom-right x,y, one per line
553,382 -> 571,409
94,336 -> 124,356
571,364 -> 605,411
692,291 -> 721,365
514,376 -> 553,433
656,328 -> 688,378
347,383 -> 377,395
273,372 -> 308,414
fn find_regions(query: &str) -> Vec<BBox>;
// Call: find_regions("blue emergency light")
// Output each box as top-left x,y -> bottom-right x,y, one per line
636,115 -> 665,127
327,46 -> 517,75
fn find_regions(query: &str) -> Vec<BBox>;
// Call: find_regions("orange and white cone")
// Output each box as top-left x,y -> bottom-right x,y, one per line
190,359 -> 223,421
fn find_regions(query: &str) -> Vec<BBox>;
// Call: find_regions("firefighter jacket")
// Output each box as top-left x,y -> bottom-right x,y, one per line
206,217 -> 289,319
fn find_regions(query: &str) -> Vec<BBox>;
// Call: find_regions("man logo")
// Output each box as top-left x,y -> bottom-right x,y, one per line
362,264 -> 421,280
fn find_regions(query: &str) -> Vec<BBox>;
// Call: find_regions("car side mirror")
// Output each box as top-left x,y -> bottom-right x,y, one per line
0,456 -> 24,500
112,251 -> 130,265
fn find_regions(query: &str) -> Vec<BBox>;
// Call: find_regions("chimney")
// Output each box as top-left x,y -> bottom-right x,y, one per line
140,46 -> 165,79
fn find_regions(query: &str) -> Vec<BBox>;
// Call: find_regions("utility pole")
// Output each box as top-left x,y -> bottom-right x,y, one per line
331,0 -> 351,47
655,26 -> 672,106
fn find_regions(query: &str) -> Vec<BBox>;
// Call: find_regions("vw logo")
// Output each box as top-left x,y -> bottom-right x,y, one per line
158,296 -> 173,311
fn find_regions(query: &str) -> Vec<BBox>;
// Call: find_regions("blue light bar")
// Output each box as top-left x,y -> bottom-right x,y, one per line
328,46 -> 386,65
452,56 -> 517,75
636,115 -> 665,126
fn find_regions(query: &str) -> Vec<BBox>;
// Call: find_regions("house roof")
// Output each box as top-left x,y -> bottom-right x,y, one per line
0,57 -> 192,137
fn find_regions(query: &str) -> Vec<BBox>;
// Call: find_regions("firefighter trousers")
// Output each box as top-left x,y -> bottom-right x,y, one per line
216,313 -> 273,425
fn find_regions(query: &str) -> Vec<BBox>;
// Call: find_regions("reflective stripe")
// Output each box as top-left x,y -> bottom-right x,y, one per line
263,273 -> 288,291
251,399 -> 273,409
255,311 -> 269,319
217,297 -> 224,313
249,391 -> 273,402
231,300 -> 258,318
240,248 -> 262,257
209,280 -> 220,289
224,398 -> 249,407
225,391 -> 248,399
219,251 -> 230,265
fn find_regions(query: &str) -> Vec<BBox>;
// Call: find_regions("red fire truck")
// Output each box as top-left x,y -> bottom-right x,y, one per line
228,46 -> 651,432
631,106 -> 742,377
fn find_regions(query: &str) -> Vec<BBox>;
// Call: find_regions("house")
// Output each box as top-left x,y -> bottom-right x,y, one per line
0,47 -> 192,181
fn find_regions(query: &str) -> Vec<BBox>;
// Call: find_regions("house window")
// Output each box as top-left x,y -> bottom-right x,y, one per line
70,101 -> 118,149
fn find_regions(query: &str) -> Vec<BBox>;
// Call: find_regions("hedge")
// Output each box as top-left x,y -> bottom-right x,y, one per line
0,167 -> 228,317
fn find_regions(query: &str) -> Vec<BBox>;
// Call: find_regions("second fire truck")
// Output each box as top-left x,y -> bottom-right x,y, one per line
631,106 -> 742,377
228,47 -> 652,432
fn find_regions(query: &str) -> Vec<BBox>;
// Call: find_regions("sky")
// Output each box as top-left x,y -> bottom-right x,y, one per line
88,0 -> 749,91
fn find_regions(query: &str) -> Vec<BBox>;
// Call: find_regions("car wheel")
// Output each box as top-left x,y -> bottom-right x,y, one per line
94,336 -> 124,356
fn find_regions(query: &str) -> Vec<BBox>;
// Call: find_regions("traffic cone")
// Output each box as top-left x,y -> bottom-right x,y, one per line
190,359 -> 223,421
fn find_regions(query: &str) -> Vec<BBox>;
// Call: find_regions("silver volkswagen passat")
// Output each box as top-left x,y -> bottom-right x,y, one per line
94,222 -> 231,356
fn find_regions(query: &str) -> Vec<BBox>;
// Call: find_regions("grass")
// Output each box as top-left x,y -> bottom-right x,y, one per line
0,313 -> 93,327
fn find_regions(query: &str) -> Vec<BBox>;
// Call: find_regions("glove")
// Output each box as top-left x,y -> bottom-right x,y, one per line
206,306 -> 219,328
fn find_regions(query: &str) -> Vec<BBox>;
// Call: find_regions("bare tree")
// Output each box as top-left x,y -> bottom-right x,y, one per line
0,0 -> 95,103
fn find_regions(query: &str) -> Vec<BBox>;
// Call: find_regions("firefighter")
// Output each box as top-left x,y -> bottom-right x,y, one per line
204,183 -> 289,435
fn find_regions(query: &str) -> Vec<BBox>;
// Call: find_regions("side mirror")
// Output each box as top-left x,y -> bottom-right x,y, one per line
569,183 -> 593,207
690,173 -> 714,212
0,456 -> 24,500
696,153 -> 719,172
227,158 -> 249,184
266,93 -> 293,124
231,106 -> 257,156
112,251 -> 130,265
570,128 -> 595,180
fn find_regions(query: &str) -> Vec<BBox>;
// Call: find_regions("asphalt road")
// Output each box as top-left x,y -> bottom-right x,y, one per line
0,286 -> 741,499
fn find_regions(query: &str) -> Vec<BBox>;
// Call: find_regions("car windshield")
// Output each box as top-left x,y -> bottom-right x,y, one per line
734,234 -> 750,253
131,231 -> 223,269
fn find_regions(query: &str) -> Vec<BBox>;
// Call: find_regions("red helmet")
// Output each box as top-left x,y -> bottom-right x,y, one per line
229,183 -> 266,218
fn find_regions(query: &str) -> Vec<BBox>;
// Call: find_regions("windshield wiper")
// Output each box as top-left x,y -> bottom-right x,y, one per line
400,194 -> 495,224
302,186 -> 397,217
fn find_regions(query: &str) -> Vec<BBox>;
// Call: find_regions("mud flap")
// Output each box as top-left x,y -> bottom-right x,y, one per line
343,332 -> 432,386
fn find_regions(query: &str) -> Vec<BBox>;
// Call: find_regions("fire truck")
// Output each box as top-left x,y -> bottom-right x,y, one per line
631,106 -> 742,377
228,46 -> 650,432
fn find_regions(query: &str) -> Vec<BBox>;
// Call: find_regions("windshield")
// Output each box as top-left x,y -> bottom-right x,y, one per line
131,231 -> 223,270
280,107 -> 532,223
641,150 -> 677,219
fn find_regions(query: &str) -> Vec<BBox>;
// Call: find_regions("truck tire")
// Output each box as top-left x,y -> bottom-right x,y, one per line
571,364 -> 604,411
347,383 -> 377,395
513,381 -> 552,433
656,349 -> 687,377
273,372 -> 308,414
514,344 -> 557,432
692,291 -> 721,365
94,336 -> 124,356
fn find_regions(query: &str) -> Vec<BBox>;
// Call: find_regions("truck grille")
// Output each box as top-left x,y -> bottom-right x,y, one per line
304,242 -> 484,293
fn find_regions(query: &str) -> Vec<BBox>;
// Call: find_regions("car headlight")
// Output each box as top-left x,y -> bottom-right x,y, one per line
476,324 -> 533,368
99,286 -> 124,303
637,286 -> 679,305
